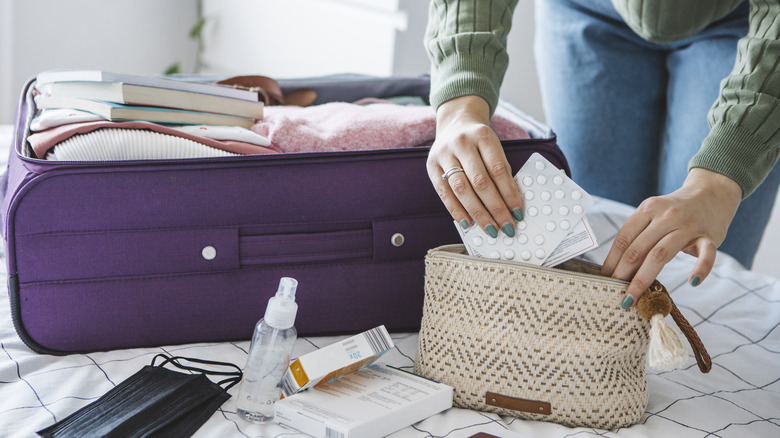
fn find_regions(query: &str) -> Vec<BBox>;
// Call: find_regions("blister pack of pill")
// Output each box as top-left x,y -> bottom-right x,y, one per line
456,153 -> 598,267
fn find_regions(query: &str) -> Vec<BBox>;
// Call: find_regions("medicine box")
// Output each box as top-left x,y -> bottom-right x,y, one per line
282,325 -> 394,394
274,364 -> 453,438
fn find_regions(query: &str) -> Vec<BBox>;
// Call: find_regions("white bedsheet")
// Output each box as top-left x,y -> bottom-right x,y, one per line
0,128 -> 777,436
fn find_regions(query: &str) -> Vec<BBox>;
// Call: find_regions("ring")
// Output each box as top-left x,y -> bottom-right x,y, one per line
442,166 -> 465,181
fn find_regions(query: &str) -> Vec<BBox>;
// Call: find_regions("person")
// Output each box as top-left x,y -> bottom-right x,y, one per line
424,0 -> 780,309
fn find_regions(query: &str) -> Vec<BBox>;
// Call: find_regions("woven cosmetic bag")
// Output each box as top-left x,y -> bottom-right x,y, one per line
414,245 -> 710,429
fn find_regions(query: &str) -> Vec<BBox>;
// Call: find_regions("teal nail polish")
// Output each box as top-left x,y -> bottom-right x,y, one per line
485,225 -> 498,238
690,276 -> 701,287
512,208 -> 524,222
502,223 -> 515,237
621,295 -> 634,310
460,219 -> 470,230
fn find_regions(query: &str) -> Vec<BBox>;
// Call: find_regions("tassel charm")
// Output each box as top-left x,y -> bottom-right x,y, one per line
647,314 -> 688,371
637,282 -> 688,371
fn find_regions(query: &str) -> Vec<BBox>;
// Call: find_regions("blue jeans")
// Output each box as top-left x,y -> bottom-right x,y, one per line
533,0 -> 780,269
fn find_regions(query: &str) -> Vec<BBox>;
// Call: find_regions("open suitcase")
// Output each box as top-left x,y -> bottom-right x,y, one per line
1,75 -> 568,354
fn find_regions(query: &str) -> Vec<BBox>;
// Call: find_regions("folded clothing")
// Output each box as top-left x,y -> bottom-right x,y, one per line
253,100 -> 530,153
28,99 -> 531,161
29,120 -> 276,160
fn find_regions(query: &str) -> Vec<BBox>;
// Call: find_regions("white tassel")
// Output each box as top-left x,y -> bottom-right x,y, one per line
647,314 -> 688,371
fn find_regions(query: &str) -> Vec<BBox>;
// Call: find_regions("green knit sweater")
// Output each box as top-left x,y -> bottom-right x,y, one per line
425,0 -> 780,198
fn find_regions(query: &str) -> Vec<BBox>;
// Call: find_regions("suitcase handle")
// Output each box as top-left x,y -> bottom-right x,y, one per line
239,228 -> 373,266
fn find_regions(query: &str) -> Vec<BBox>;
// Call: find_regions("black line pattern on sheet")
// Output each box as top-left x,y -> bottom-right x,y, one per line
84,354 -> 116,386
1,342 -> 57,423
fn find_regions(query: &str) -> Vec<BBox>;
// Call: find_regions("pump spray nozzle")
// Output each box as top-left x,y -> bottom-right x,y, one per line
264,277 -> 299,329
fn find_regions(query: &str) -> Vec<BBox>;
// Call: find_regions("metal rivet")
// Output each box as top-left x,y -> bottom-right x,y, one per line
202,246 -> 217,260
391,233 -> 405,247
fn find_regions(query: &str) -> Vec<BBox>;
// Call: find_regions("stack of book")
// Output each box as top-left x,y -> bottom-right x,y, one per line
35,70 -> 264,128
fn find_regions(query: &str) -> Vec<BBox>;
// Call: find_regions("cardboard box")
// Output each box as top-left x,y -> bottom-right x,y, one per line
283,325 -> 393,394
275,364 -> 453,438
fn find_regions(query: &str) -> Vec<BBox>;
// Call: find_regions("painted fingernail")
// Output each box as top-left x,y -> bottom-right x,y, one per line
460,219 -> 470,230
690,276 -> 701,287
485,225 -> 498,238
502,222 -> 515,237
621,295 -> 634,310
512,208 -> 524,222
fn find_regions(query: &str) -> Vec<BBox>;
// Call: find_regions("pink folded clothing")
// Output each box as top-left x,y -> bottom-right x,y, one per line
252,101 -> 530,153
28,121 -> 276,159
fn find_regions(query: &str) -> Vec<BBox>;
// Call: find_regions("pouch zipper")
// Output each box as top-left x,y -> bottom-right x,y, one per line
429,244 -> 630,287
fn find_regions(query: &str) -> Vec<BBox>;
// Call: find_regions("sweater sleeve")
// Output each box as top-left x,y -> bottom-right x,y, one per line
689,0 -> 780,199
425,0 -> 520,116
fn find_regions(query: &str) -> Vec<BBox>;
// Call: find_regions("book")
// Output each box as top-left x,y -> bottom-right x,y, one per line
44,81 -> 263,120
35,95 -> 255,128
274,364 -> 453,438
36,70 -> 258,102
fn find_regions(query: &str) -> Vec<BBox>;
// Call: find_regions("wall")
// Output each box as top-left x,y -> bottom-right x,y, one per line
0,0 -> 198,124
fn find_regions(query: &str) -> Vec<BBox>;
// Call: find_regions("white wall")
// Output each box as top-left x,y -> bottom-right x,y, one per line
199,0 -> 407,78
0,0 -> 198,124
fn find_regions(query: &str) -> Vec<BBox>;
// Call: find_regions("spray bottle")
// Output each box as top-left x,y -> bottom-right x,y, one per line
236,277 -> 298,423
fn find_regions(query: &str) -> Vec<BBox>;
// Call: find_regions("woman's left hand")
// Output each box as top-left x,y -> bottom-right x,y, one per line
601,168 -> 743,309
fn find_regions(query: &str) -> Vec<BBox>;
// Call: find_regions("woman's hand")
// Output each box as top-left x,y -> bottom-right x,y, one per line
602,168 -> 743,309
427,95 -> 524,238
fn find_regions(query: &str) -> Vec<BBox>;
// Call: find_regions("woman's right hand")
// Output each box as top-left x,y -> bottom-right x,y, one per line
426,95 -> 524,238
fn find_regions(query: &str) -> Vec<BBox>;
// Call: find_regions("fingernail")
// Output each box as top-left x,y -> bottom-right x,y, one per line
460,219 -> 470,230
512,208 -> 524,222
485,225 -> 498,238
621,295 -> 634,310
502,222 -> 515,237
690,276 -> 701,287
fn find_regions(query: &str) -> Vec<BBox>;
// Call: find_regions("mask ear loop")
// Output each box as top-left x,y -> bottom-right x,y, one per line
151,354 -> 243,390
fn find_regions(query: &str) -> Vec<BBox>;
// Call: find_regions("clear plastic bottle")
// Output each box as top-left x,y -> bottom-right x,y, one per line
236,277 -> 298,423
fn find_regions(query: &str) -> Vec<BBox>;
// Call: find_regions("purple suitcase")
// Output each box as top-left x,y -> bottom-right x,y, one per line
1,75 -> 569,354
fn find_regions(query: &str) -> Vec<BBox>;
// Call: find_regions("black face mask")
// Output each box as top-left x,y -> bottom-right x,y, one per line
37,354 -> 242,438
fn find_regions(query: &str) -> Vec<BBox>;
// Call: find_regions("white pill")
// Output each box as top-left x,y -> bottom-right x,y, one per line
521,250 -> 532,260
559,206 -> 570,215
527,206 -> 538,217
503,236 -> 514,245
517,221 -> 527,231
534,234 -> 545,245
573,205 -> 584,214
553,175 -> 564,185
555,189 -> 565,199
518,233 -> 528,244
537,175 -> 547,185
489,251 -> 501,259
572,191 -> 582,200
560,220 -> 571,230
524,190 -> 535,201
541,190 -> 551,201
472,236 -> 484,246
542,205 -> 553,215
535,249 -> 546,259
546,221 -> 556,232
504,250 -> 515,260
522,176 -> 534,187
535,160 -> 545,171
487,236 -> 497,245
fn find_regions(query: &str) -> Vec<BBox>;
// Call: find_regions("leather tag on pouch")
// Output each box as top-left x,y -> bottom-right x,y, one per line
485,392 -> 552,415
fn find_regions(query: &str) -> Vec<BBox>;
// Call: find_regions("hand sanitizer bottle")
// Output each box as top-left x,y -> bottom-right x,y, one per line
236,277 -> 298,423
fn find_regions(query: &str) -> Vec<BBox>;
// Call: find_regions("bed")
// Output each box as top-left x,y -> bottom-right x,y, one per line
0,124 -> 778,438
